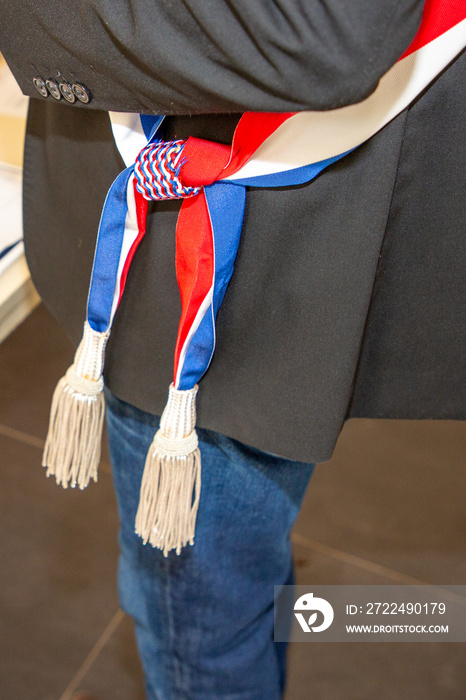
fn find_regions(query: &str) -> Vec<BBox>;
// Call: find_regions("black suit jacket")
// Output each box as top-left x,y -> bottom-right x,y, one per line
1,1 -> 465,462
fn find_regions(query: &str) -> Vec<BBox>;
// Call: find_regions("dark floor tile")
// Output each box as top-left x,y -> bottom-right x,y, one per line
74,614 -> 146,700
0,434 -> 121,700
293,419 -> 466,584
285,640 -> 466,700
0,304 -> 111,464
288,541 -> 466,698
0,304 -> 73,437
292,539 -> 393,585
288,424 -> 466,700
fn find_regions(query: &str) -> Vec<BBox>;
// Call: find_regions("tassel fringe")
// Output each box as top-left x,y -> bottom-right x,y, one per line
42,322 -> 109,489
135,384 -> 201,556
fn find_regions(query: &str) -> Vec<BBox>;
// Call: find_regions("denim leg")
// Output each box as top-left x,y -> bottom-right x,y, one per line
105,390 -> 314,700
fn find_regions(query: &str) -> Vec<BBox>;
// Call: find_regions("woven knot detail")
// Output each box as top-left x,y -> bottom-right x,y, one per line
134,140 -> 201,201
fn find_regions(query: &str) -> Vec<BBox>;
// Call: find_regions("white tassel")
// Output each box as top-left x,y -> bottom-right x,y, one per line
42,322 -> 109,489
135,384 -> 201,556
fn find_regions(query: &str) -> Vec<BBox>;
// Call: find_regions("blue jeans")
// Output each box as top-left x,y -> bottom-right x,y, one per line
105,390 -> 315,700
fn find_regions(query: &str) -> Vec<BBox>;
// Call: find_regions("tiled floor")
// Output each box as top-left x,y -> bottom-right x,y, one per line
0,305 -> 465,700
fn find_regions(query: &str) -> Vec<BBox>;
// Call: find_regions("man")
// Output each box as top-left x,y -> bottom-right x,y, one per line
1,1 -> 464,697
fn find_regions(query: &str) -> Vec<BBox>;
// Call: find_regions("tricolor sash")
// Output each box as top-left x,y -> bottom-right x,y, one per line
42,0 -> 466,556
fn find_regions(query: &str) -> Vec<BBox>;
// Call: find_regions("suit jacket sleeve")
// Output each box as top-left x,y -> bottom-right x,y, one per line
0,0 -> 424,114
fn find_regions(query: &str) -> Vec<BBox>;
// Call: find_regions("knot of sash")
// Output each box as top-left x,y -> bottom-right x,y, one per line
134,140 -> 200,200
133,137 -> 233,202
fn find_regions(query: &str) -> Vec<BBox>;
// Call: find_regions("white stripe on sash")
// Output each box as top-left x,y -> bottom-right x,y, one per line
110,173 -> 139,324
109,112 -> 147,168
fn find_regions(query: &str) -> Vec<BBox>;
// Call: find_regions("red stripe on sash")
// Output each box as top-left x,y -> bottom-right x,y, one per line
400,0 -> 466,60
179,113 -> 295,186
173,191 -> 215,383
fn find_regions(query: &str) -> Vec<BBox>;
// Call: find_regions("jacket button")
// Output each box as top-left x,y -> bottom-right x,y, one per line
72,83 -> 91,104
32,77 -> 48,98
45,80 -> 61,100
59,82 -> 76,103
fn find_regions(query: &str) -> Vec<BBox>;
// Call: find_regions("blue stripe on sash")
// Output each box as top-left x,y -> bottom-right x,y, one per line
86,168 -> 133,332
227,151 -> 351,188
177,182 -> 246,390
